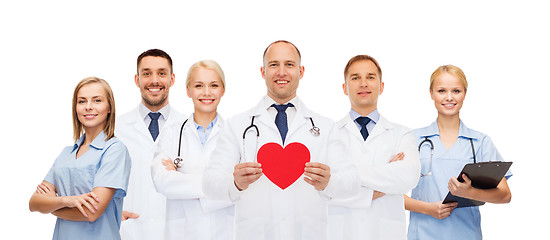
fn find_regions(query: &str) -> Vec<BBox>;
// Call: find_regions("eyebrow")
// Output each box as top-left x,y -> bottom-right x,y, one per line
349,72 -> 377,77
141,68 -> 168,72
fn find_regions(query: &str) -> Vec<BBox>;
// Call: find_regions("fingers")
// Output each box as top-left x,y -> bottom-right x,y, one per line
305,162 -> 330,171
235,162 -> 262,170
304,162 -> 331,191
36,184 -> 47,194
462,174 -> 471,183
122,211 -> 140,221
389,152 -> 405,163
233,163 -> 263,191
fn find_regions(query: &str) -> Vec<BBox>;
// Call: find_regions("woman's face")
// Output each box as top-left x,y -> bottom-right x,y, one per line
76,82 -> 111,133
187,67 -> 225,114
430,72 -> 466,118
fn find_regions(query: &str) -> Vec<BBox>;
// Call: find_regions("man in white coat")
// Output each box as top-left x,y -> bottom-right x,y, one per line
328,55 -> 421,240
116,49 -> 185,240
203,40 -> 359,240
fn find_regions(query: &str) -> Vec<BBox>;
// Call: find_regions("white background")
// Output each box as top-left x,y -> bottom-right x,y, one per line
2,0 -> 548,239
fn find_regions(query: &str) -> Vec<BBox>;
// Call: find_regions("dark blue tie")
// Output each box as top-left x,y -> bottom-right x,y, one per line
272,103 -> 294,144
148,112 -> 161,141
356,116 -> 371,141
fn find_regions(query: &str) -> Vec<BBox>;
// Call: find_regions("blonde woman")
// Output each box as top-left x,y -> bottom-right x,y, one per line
29,77 -> 131,240
405,65 -> 512,240
151,60 -> 233,240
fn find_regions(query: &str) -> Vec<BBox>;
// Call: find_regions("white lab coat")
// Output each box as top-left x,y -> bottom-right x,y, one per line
116,105 -> 186,240
151,115 -> 234,240
328,114 -> 420,240
203,96 -> 359,240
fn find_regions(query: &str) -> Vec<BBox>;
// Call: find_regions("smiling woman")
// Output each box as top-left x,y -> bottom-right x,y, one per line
29,77 -> 131,240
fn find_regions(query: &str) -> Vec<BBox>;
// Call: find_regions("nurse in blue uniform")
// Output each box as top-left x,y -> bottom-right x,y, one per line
405,65 -> 512,240
29,77 -> 131,240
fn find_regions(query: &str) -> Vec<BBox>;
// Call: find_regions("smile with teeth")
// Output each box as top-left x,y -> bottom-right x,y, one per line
275,80 -> 289,84
200,99 -> 215,104
443,103 -> 456,108
147,87 -> 162,92
83,114 -> 97,119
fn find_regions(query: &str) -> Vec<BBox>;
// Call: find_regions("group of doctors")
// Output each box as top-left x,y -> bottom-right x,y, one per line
29,40 -> 512,240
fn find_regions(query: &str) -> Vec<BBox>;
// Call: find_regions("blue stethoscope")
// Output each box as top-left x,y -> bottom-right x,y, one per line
241,115 -> 320,162
418,136 -> 477,177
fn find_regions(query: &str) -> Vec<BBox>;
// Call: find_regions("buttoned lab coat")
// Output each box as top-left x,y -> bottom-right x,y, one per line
328,115 -> 420,240
203,96 -> 360,240
151,115 -> 234,240
116,105 -> 185,240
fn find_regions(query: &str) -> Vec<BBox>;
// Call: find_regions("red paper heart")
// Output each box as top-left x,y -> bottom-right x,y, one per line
257,142 -> 310,190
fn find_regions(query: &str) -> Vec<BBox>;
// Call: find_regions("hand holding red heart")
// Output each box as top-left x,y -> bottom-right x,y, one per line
304,162 -> 331,191
233,162 -> 263,191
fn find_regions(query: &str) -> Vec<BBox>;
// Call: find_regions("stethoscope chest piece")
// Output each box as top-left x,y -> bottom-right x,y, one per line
173,157 -> 183,169
310,126 -> 320,136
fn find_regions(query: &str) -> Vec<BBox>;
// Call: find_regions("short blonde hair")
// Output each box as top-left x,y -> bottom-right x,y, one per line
185,60 -> 226,88
72,77 -> 116,142
430,65 -> 468,91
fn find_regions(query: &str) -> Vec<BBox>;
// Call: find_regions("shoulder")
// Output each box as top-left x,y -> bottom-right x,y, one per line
103,137 -> 129,153
378,115 -> 412,133
168,107 -> 187,123
116,107 -> 139,125
335,115 -> 350,129
460,121 -> 490,142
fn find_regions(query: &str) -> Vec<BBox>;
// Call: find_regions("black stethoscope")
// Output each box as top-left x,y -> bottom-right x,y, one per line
241,115 -> 320,162
173,119 -> 189,169
418,136 -> 476,177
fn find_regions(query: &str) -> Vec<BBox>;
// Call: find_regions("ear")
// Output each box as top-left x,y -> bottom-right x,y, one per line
298,66 -> 305,80
379,81 -> 385,95
134,74 -> 140,87
220,85 -> 226,97
260,66 -> 266,79
170,73 -> 175,87
342,82 -> 348,96
186,85 -> 192,98
430,89 -> 435,100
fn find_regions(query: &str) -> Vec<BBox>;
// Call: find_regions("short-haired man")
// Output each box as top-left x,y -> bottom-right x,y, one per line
328,55 -> 420,240
116,49 -> 185,240
203,40 -> 359,240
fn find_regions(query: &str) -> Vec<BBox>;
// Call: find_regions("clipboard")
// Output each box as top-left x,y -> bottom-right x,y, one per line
442,161 -> 512,208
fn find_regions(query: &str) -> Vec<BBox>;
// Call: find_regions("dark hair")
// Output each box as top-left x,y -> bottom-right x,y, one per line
344,55 -> 382,81
137,49 -> 173,73
263,40 -> 301,61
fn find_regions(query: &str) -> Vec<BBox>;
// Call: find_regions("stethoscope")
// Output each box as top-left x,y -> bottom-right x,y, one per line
173,119 -> 189,169
241,115 -> 320,162
418,136 -> 476,177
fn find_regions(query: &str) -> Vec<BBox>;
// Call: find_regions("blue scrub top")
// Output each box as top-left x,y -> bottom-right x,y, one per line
408,121 -> 512,240
44,131 -> 131,240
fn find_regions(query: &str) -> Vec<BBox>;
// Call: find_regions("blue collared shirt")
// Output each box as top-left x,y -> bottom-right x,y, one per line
349,108 -> 380,134
408,120 -> 512,240
194,114 -> 218,146
44,131 -> 131,240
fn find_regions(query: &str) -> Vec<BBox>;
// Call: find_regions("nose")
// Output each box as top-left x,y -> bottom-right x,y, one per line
445,91 -> 453,101
276,66 -> 287,77
360,78 -> 368,87
204,85 -> 212,96
85,100 -> 93,110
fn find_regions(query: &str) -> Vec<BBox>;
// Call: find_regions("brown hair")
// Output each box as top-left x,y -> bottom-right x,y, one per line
344,55 -> 382,81
137,49 -> 173,74
72,77 -> 116,142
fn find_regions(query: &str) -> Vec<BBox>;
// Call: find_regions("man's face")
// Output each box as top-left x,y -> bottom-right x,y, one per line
261,42 -> 304,104
343,60 -> 384,114
134,56 -> 175,111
